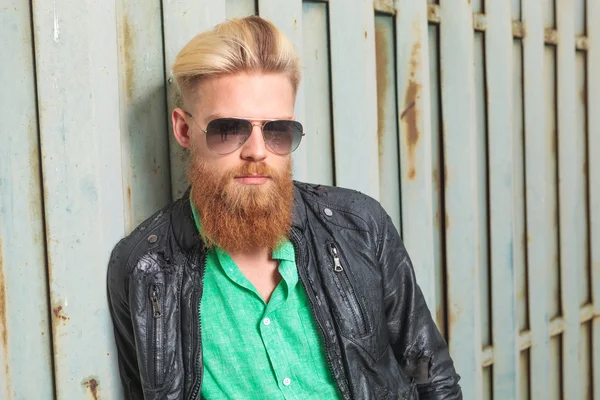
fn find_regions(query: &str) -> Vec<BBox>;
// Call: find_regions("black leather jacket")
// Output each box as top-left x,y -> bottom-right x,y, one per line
108,183 -> 461,399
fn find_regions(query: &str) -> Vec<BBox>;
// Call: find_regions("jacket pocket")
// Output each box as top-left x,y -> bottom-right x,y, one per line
148,283 -> 165,388
326,242 -> 370,337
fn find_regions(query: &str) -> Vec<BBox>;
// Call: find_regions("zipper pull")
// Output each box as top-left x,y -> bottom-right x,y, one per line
330,244 -> 343,272
150,286 -> 162,318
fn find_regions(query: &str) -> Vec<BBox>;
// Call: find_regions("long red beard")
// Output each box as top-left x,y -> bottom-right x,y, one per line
188,151 -> 294,254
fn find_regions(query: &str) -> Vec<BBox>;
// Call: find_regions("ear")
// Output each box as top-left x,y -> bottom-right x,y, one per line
172,108 -> 192,149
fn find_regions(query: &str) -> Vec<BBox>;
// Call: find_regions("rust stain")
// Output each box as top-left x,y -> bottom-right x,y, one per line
127,186 -> 133,230
436,306 -> 445,334
375,23 -> 390,159
82,377 -> 100,399
122,16 -> 135,101
52,305 -> 69,322
0,237 -> 12,398
364,31 -> 368,40
402,40 -> 423,181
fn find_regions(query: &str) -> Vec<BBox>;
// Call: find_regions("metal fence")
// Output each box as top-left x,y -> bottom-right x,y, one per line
0,0 -> 598,398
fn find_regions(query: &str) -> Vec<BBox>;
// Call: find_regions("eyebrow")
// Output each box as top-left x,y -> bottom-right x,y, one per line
205,113 -> 294,121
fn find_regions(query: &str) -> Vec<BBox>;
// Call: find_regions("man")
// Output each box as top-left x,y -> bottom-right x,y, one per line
108,16 -> 461,400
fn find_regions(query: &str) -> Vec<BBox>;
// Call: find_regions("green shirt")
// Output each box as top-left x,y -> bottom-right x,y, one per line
191,201 -> 340,400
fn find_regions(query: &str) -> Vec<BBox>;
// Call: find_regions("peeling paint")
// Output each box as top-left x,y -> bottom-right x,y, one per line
122,16 -> 135,101
82,377 -> 99,399
375,22 -> 390,159
402,40 -> 423,181
52,305 -> 69,322
0,236 -> 12,398
53,0 -> 60,42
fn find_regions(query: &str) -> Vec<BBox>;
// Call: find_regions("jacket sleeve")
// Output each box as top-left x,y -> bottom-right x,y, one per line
107,241 -> 145,400
376,208 -> 462,399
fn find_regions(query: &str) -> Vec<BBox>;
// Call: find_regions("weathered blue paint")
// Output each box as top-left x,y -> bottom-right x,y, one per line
395,0 -> 436,313
163,0 -> 227,200
0,2 -> 54,398
117,0 -> 172,233
258,0 -> 307,181
427,24 -> 446,332
226,0 -> 257,18
302,1 -> 335,186
556,2 -> 582,395
512,37 -> 529,335
374,15 -> 401,233
328,0 -> 379,199
589,3 -> 600,398
523,0 -> 552,397
485,0 -> 520,397
438,1 -> 483,397
473,31 -> 490,350
31,0 -> 125,396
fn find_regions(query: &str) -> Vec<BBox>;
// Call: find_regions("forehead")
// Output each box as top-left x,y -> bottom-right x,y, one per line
188,72 -> 296,123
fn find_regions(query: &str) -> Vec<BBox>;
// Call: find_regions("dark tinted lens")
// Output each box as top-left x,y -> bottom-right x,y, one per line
263,120 -> 303,155
205,118 -> 252,154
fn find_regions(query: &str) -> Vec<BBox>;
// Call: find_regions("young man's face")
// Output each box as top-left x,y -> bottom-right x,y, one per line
172,72 -> 297,252
175,71 -> 295,178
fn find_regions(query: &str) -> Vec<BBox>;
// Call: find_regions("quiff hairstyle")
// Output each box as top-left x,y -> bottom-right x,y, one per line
171,16 -> 301,105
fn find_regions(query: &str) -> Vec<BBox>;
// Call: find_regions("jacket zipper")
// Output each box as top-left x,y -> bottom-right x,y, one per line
292,231 -> 350,400
149,284 -> 163,387
189,254 -> 207,400
328,242 -> 369,336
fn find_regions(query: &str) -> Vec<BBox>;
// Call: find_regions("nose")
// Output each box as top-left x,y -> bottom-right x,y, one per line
240,124 -> 267,161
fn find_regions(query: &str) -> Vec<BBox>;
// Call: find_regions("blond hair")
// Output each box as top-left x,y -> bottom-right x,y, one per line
172,16 -> 301,104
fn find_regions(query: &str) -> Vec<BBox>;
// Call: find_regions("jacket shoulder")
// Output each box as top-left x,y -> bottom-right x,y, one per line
108,198 -> 178,290
294,181 -> 386,232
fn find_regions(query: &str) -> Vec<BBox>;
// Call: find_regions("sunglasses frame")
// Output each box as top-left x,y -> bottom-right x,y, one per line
184,111 -> 304,155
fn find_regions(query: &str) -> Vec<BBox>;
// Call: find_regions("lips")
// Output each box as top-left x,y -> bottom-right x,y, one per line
234,175 -> 271,185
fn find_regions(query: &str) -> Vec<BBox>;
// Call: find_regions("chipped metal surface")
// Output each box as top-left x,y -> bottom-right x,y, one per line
375,15 -> 402,231
373,0 -> 395,15
0,0 -> 54,397
395,0 -> 436,319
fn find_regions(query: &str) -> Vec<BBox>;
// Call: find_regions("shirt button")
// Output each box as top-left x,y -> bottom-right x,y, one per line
283,377 -> 291,386
263,317 -> 271,326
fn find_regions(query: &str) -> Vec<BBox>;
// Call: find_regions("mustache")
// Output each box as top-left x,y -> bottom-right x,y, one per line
226,162 -> 275,179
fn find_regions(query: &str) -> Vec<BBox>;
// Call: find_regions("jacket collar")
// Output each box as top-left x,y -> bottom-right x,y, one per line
171,184 -> 307,253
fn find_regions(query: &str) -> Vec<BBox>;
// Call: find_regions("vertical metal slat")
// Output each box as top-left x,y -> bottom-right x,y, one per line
257,0 -> 307,181
0,1 -> 54,398
375,14 -> 401,232
302,1 -> 335,186
226,0 -> 257,18
32,0 -> 126,396
522,0 -> 552,397
395,0 -> 436,311
117,0 -> 171,233
587,1 -> 600,398
438,1 -> 483,397
556,1 -> 582,397
485,0 -> 520,397
427,24 -> 446,332
328,0 -> 379,199
162,0 -> 227,200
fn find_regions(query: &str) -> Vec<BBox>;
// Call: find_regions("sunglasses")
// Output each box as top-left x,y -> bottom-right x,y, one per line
185,112 -> 305,155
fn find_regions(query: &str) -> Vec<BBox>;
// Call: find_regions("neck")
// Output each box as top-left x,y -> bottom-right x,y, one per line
228,247 -> 272,266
